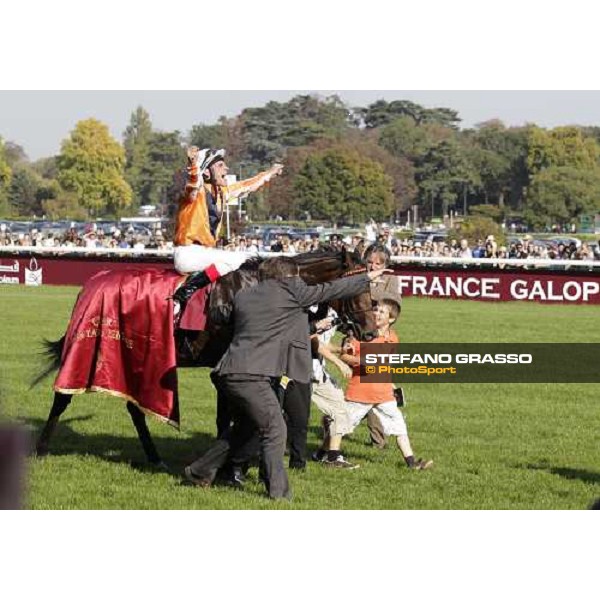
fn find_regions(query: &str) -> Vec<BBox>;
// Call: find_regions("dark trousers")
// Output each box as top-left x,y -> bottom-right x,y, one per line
189,375 -> 289,499
282,381 -> 311,469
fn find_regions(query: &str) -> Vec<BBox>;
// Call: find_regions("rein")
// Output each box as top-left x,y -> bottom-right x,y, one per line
341,265 -> 367,278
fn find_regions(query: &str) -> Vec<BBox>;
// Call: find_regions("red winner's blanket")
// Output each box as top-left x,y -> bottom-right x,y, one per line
54,268 -> 183,427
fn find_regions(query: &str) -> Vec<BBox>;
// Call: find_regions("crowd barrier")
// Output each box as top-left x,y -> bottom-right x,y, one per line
1,246 -> 599,305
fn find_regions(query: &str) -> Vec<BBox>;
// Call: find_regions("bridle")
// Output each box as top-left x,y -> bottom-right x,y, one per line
337,264 -> 378,341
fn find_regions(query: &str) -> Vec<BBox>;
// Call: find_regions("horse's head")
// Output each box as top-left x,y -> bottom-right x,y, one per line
296,247 -> 377,341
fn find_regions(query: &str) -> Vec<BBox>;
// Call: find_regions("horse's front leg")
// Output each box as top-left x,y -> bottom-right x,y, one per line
125,402 -> 168,471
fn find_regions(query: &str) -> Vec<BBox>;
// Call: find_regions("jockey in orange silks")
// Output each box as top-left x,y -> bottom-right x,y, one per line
172,146 -> 283,306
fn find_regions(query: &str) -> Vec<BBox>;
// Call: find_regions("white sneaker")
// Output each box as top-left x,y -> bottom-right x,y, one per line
323,455 -> 360,470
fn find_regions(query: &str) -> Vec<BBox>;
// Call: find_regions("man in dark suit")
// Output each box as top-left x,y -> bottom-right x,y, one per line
184,257 -> 389,499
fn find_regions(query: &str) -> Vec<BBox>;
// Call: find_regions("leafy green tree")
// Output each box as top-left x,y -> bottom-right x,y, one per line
239,94 -> 351,168
3,141 -> 28,167
379,116 -> 432,161
416,139 -> 478,218
42,189 -> 88,220
0,138 -> 13,217
468,204 -> 505,223
362,99 -> 460,129
524,166 -> 600,228
449,215 -> 505,246
189,119 -> 229,150
379,116 -> 453,161
123,106 -> 153,206
361,100 -> 424,128
8,166 -> 44,216
527,126 -> 600,175
293,148 -> 393,223
32,156 -> 58,180
138,131 -> 185,208
57,118 -> 132,216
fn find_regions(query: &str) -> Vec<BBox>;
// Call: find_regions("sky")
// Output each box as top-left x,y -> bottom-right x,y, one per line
3,90 -> 600,161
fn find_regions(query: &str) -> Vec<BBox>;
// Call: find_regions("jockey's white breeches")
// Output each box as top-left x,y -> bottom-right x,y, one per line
173,244 -> 252,277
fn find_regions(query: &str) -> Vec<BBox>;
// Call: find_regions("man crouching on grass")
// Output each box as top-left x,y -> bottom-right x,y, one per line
339,297 -> 433,470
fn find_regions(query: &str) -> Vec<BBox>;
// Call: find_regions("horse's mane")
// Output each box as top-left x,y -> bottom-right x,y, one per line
207,248 -> 351,327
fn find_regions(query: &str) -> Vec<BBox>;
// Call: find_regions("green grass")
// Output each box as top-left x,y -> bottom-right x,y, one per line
1,285 -> 599,509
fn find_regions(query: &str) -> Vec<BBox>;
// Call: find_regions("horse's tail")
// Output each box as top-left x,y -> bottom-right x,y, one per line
30,336 -> 65,388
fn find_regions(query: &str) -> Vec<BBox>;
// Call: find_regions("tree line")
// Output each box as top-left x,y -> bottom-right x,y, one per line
2,94 -> 600,229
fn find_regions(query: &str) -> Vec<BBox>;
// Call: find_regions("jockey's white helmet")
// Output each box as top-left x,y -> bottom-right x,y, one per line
198,148 -> 226,173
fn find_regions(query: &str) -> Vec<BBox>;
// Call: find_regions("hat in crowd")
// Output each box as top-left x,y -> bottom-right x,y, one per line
414,241 -> 422,247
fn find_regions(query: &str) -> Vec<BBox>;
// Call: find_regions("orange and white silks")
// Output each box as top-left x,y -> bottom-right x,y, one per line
172,161 -> 278,276
174,163 -> 277,248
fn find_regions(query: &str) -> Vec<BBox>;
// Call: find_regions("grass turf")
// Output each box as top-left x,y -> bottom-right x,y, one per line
1,285 -> 599,509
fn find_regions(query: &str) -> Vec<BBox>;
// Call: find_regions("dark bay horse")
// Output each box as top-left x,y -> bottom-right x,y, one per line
34,248 -> 376,468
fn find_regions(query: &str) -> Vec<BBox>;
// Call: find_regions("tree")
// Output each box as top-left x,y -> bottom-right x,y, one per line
527,126 -> 600,175
293,148 -> 394,223
449,215 -> 505,246
123,106 -> 153,207
42,189 -> 88,220
3,141 -> 28,167
416,139 -> 478,218
138,131 -> 185,209
0,138 -> 13,217
189,120 -> 229,150
32,156 -> 58,180
57,118 -> 132,217
8,166 -> 44,216
462,121 -> 530,210
238,94 -> 352,168
378,116 -> 453,162
361,99 -> 461,129
524,166 -> 600,229
361,99 -> 424,128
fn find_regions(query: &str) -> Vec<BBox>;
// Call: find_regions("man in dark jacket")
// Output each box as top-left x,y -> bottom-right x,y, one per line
184,257 -> 388,499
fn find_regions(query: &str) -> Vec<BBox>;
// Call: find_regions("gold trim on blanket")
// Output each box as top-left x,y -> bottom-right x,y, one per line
54,385 -> 180,430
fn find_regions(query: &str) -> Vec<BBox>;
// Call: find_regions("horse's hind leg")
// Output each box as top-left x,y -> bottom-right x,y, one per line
36,392 -> 72,456
125,402 -> 166,469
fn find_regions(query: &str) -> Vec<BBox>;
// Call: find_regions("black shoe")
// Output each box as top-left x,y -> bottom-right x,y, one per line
218,472 -> 245,489
172,270 -> 211,308
214,465 -> 245,489
311,449 -> 327,462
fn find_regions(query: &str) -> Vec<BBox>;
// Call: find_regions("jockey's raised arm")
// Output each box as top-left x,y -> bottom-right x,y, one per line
172,147 -> 283,309
224,163 -> 283,200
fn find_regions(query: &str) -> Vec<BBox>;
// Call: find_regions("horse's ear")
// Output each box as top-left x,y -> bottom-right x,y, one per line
340,245 -> 349,269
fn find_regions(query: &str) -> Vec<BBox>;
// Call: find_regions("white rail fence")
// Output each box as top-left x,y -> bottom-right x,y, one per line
0,245 -> 599,270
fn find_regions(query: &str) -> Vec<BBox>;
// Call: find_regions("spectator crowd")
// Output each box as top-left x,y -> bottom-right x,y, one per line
1,221 -> 598,263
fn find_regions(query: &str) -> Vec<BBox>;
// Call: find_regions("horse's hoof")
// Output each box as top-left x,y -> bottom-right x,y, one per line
34,444 -> 49,457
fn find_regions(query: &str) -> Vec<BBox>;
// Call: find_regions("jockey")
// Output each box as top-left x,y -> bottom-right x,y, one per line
172,146 -> 283,305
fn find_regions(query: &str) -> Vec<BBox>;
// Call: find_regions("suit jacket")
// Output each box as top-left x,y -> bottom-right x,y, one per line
370,274 -> 401,304
215,273 -> 370,383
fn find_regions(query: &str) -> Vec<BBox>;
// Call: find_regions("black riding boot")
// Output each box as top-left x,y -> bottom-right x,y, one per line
172,270 -> 212,308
